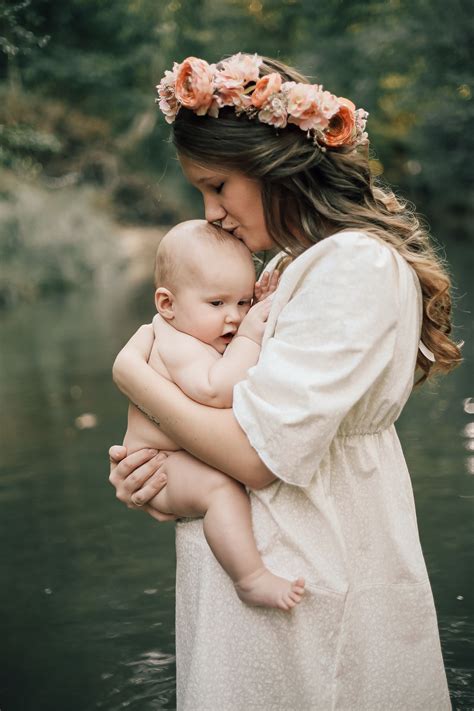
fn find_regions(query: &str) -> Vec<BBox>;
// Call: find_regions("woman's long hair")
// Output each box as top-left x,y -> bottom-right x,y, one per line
172,56 -> 462,382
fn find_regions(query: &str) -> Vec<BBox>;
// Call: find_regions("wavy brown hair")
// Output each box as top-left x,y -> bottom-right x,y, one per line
171,56 -> 462,383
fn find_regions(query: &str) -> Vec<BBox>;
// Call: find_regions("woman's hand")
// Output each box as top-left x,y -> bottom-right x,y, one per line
254,269 -> 280,302
109,445 -> 177,522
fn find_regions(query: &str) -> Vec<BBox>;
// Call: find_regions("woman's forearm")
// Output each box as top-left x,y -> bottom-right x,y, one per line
113,347 -> 276,490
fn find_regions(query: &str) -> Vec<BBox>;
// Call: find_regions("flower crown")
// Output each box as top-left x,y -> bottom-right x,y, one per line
156,53 -> 368,151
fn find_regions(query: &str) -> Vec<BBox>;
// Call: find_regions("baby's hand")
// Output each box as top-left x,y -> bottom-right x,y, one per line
237,296 -> 273,345
254,269 -> 280,302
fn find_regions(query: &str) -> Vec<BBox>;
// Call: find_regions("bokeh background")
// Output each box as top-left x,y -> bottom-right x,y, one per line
0,1 -> 472,709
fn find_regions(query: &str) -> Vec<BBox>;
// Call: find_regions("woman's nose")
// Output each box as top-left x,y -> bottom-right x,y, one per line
203,195 -> 226,224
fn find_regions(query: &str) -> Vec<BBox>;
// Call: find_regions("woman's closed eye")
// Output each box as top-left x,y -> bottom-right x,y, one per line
214,182 -> 224,194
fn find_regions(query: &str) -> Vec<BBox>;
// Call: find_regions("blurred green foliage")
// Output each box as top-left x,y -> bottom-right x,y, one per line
1,0 -> 472,224
0,0 -> 472,303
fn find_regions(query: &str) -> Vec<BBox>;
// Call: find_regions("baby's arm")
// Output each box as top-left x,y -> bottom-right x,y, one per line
154,299 -> 270,408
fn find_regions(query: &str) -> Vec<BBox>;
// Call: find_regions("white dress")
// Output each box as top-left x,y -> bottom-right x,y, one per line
175,231 -> 450,710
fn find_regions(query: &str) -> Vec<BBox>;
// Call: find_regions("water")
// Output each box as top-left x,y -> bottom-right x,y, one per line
0,241 -> 472,710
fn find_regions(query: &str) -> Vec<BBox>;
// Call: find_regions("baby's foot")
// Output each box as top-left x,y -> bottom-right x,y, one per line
235,568 -> 305,611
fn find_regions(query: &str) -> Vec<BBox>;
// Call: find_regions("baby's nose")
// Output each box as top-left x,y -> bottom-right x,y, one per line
225,308 -> 240,323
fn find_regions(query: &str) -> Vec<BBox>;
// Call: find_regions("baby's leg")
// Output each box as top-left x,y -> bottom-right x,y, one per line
123,403 -> 179,453
151,452 -> 305,611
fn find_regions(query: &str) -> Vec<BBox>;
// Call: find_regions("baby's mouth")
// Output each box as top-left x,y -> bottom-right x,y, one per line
221,332 -> 235,343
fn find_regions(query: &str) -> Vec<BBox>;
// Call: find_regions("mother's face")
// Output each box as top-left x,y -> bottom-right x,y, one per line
179,154 -> 275,253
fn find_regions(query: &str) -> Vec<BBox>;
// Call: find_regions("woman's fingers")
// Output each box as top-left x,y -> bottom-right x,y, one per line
131,464 -> 168,506
109,445 -> 127,467
109,449 -> 168,506
108,443 -> 173,517
110,448 -> 157,483
121,452 -> 168,495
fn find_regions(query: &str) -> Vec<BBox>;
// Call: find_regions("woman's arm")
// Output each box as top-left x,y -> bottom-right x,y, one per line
112,325 -> 276,490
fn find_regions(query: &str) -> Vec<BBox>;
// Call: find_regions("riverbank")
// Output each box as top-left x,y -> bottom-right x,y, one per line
0,171 -> 168,308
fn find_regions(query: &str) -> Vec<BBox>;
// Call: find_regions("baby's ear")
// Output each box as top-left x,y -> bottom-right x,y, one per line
155,287 -> 174,320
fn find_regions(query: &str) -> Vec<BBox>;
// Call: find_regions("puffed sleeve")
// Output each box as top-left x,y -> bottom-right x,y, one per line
233,233 -> 400,487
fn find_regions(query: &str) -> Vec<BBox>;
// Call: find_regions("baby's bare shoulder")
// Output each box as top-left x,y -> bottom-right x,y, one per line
154,315 -> 220,370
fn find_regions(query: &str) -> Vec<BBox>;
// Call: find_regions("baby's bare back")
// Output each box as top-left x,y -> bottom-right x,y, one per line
122,338 -> 180,454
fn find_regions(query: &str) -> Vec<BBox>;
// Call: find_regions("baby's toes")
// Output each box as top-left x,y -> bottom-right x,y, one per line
292,578 -> 305,594
289,591 -> 302,604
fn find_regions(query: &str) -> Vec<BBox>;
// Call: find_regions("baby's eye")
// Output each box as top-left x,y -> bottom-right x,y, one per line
210,300 -> 223,307
238,299 -> 251,306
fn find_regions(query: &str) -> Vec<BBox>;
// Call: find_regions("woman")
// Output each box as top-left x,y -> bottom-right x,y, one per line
109,54 -> 461,709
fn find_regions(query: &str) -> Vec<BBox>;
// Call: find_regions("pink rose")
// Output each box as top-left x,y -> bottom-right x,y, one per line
251,73 -> 282,109
175,57 -> 215,115
214,53 -> 262,109
218,53 -> 262,85
215,82 -> 252,110
318,90 -> 340,121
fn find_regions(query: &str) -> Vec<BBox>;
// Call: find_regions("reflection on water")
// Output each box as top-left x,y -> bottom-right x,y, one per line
98,650 -> 176,710
0,240 -> 472,710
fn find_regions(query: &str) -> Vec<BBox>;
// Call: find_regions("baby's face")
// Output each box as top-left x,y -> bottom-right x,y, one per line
171,245 -> 255,353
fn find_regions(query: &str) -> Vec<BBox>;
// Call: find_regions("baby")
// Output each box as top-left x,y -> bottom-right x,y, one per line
121,219 -> 305,610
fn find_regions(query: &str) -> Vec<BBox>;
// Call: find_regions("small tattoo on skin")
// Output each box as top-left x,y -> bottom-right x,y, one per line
136,403 -> 161,427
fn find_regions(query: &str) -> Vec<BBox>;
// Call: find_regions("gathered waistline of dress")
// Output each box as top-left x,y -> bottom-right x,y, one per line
335,423 -> 395,438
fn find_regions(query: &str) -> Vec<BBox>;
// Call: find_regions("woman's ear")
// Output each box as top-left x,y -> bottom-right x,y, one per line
155,287 -> 175,320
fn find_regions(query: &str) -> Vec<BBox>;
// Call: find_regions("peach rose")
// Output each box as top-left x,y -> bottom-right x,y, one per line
175,57 -> 215,115
323,97 -> 356,147
251,73 -> 282,109
286,84 -> 328,132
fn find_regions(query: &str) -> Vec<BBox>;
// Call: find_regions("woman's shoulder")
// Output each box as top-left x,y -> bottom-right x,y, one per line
283,230 -> 397,285
265,230 -> 388,273
310,229 -> 394,262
